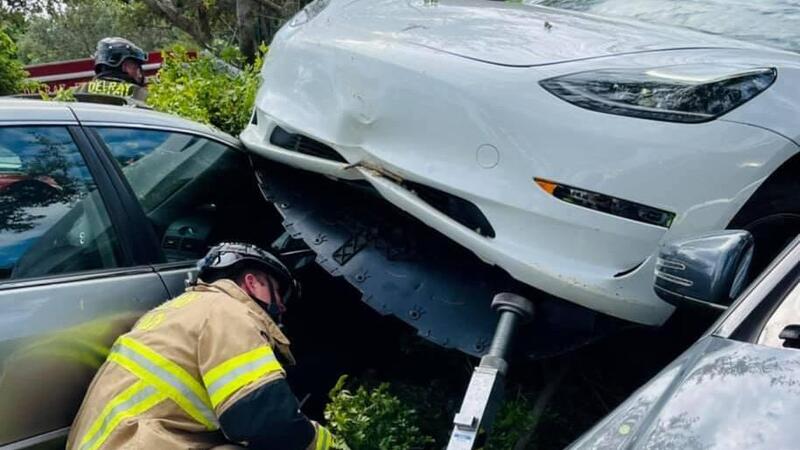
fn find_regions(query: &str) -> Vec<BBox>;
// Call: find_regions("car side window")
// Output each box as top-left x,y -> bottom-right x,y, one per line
757,277 -> 800,349
94,127 -> 251,262
0,127 -> 124,281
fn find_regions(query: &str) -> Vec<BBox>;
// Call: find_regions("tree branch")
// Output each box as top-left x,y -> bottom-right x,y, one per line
251,0 -> 287,14
138,0 -> 212,48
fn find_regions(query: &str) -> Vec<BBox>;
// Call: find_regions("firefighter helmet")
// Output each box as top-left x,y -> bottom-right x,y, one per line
93,37 -> 148,73
197,242 -> 299,304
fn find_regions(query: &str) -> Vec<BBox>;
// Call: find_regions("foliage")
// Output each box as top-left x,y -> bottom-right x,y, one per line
17,0 -> 189,64
134,0 -> 306,59
485,393 -> 538,450
1,0 -> 59,40
0,26 -> 27,95
39,86 -> 77,102
324,375 -> 435,450
146,45 -> 264,136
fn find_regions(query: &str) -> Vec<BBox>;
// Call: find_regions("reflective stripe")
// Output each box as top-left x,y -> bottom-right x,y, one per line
79,381 -> 166,450
203,346 -> 283,408
315,425 -> 332,450
109,337 -> 218,430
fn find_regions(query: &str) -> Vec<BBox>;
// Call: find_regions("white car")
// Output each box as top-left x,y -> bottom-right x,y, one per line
241,0 -> 800,353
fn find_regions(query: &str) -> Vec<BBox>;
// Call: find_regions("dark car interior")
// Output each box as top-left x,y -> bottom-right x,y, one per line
94,127 -> 283,264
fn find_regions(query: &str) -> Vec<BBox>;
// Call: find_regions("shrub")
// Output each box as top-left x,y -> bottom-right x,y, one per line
324,375 -> 435,450
39,86 -> 77,102
485,393 -> 537,450
0,27 -> 28,95
146,45 -> 264,136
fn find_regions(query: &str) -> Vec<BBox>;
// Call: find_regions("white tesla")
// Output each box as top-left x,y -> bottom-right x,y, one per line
242,0 -> 800,329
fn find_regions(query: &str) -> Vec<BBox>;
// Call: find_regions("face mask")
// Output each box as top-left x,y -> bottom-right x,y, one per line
262,279 -> 284,326
265,302 -> 283,325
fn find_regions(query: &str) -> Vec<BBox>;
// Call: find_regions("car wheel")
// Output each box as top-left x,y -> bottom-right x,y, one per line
730,183 -> 800,279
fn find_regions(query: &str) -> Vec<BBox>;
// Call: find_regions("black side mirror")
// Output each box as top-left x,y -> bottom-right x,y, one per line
779,325 -> 800,349
654,230 -> 754,311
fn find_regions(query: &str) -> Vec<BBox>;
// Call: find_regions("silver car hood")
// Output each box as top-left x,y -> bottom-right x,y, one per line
333,0 -> 765,66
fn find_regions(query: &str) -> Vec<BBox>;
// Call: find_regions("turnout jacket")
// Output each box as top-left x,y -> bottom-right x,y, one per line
66,279 -> 332,450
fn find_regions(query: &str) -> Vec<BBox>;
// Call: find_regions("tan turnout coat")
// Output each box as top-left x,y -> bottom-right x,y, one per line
66,279 -> 329,450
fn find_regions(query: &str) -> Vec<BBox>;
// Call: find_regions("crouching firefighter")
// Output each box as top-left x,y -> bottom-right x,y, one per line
66,242 -> 333,450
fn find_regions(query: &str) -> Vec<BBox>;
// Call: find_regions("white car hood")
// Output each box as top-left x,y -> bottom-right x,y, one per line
334,0 -> 764,66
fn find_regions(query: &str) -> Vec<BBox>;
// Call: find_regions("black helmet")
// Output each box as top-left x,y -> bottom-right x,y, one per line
94,37 -> 148,73
197,242 -> 299,303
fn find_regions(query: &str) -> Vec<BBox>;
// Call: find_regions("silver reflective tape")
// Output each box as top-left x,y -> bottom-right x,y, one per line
80,385 -> 158,450
206,354 -> 279,399
113,344 -> 218,427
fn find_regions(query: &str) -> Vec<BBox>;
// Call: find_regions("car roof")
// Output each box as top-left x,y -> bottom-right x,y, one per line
0,99 -> 240,147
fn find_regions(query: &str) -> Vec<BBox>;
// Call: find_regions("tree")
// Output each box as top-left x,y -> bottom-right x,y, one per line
17,0 -> 190,64
136,0 -> 306,61
1,0 -> 54,34
0,26 -> 27,95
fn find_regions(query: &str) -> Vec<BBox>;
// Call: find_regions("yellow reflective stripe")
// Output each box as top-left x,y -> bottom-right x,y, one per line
203,346 -> 273,386
202,346 -> 282,408
117,336 -> 210,409
79,380 -> 166,450
315,425 -> 332,450
110,337 -> 217,430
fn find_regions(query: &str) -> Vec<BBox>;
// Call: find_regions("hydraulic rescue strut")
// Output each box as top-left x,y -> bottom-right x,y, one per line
447,293 -> 535,450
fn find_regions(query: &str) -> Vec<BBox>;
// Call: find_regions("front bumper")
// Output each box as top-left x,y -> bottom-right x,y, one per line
242,26 -> 799,325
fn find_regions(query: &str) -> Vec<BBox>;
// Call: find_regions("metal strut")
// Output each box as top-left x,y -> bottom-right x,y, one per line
447,293 -> 535,450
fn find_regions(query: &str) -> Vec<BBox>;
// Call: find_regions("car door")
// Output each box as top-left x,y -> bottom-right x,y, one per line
0,125 -> 172,449
83,125 -> 277,297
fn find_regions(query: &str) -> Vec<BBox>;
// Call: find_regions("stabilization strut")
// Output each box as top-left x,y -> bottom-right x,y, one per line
447,292 -> 535,450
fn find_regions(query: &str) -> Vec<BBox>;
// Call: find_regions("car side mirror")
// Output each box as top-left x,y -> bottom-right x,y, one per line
779,324 -> 800,349
654,230 -> 754,311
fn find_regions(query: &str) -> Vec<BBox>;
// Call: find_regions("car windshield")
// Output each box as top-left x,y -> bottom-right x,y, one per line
526,0 -> 800,53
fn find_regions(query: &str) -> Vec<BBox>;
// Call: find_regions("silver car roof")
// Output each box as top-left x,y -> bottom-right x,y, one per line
0,99 -> 240,147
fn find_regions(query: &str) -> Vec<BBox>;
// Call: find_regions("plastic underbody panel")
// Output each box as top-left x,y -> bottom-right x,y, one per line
255,159 -> 625,358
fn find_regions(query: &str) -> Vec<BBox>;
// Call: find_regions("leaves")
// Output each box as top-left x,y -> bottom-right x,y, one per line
324,375 -> 436,450
145,45 -> 264,136
16,0 -> 189,65
485,394 -> 538,450
39,86 -> 77,102
0,26 -> 27,95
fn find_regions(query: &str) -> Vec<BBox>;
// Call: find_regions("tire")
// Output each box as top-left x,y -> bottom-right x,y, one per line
729,179 -> 800,279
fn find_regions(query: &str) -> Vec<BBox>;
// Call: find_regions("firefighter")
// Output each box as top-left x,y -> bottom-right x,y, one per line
66,242 -> 333,450
75,37 -> 148,103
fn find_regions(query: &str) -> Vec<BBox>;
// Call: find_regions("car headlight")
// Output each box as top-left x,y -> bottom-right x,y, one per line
540,65 -> 777,123
290,0 -> 331,27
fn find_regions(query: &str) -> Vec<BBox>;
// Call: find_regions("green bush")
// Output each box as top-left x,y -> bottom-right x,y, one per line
39,86 -> 77,102
324,376 -> 435,450
0,27 -> 28,95
146,45 -> 264,136
485,393 -> 537,450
